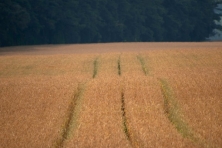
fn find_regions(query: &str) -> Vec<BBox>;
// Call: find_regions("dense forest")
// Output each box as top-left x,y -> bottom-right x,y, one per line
0,0 -> 220,47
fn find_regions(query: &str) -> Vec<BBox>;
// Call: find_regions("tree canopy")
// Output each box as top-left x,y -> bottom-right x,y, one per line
0,0 -> 220,47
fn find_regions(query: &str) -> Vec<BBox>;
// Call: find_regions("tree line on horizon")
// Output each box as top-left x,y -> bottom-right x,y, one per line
0,0 -> 220,47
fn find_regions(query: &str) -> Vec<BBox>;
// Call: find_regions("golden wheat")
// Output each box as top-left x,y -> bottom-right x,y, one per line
0,42 -> 221,148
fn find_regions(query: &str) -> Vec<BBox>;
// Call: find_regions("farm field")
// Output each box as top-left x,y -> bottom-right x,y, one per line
0,42 -> 222,148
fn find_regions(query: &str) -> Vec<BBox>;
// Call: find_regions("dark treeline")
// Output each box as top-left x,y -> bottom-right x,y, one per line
0,0 -> 220,47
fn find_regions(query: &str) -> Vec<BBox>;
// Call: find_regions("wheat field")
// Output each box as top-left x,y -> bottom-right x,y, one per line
0,42 -> 222,148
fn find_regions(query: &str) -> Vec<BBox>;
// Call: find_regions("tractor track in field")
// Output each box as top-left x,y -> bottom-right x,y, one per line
137,55 -> 148,76
121,92 -> 130,141
159,78 -> 194,138
55,83 -> 85,148
158,78 -> 211,148
118,55 -> 121,76
93,57 -> 99,78
121,91 -> 142,148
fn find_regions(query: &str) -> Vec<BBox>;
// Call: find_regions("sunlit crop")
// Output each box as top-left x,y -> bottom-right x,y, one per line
0,42 -> 222,148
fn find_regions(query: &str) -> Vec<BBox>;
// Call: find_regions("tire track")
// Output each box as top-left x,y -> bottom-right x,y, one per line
159,78 -> 210,148
159,79 -> 194,138
121,92 -> 130,140
55,83 -> 85,148
137,55 -> 148,75
118,55 -> 121,76
93,57 -> 99,78
121,91 -> 142,148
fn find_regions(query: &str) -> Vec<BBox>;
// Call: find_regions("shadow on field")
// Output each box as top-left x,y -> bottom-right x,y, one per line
0,44 -> 70,56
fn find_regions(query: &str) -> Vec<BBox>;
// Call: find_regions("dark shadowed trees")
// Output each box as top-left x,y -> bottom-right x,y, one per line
0,0 -> 219,47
